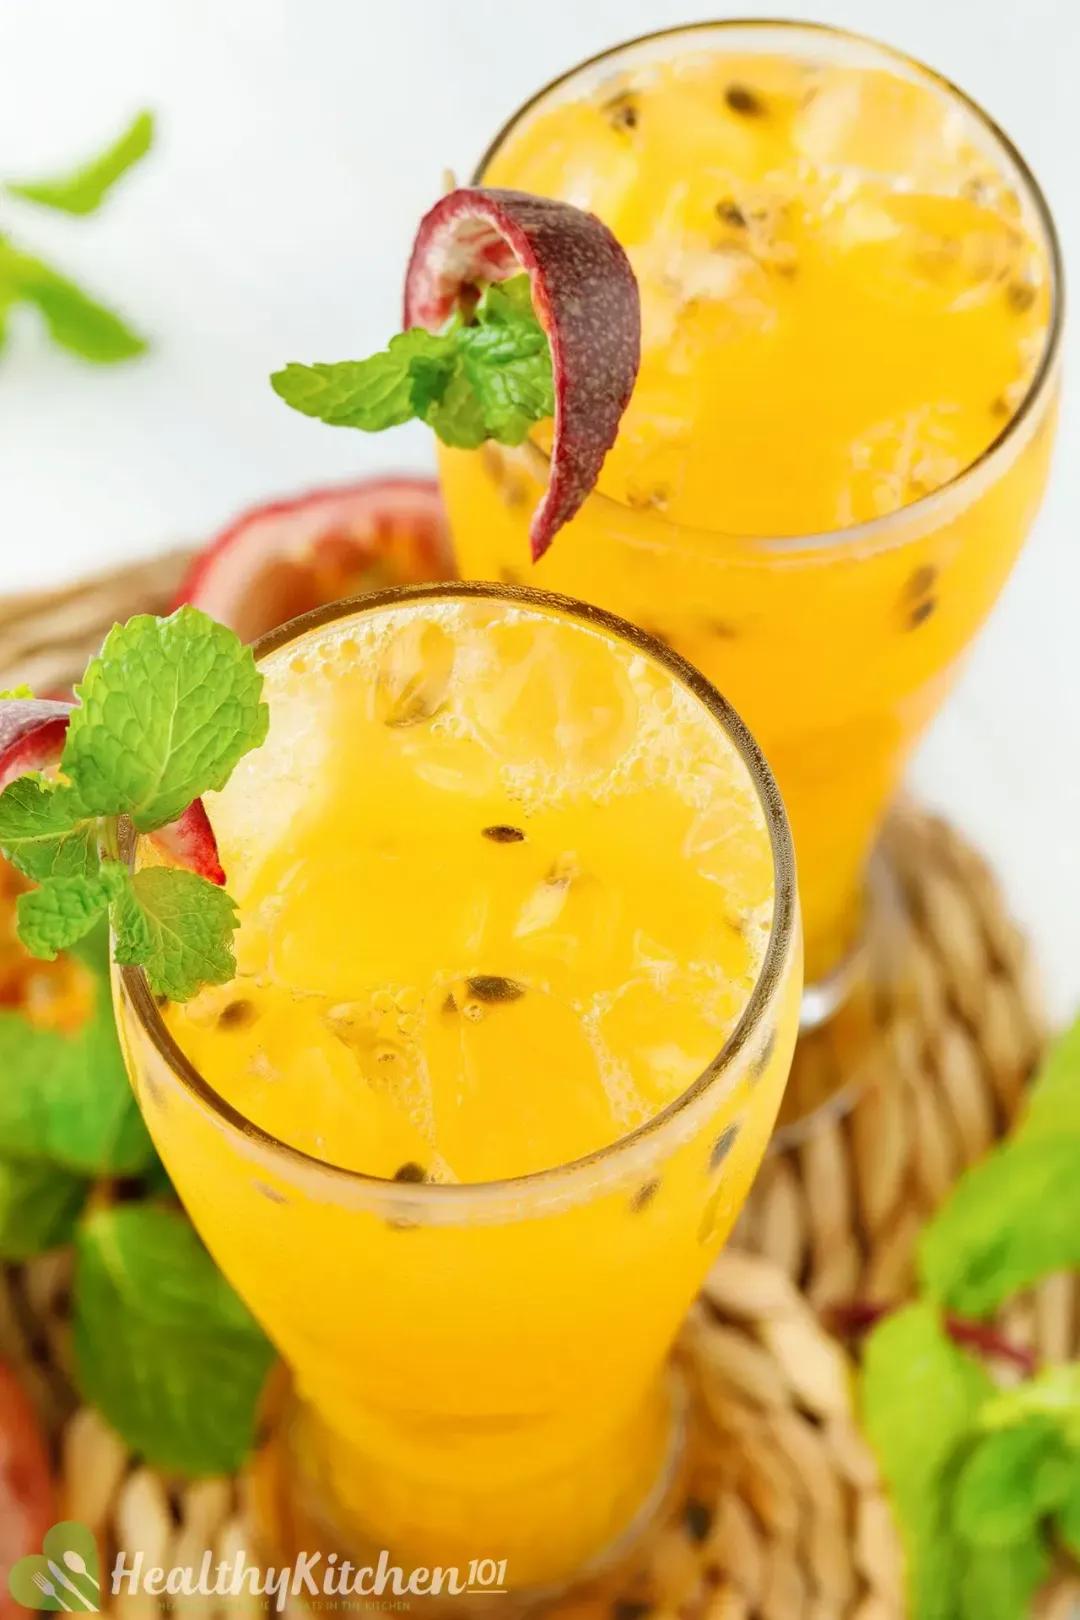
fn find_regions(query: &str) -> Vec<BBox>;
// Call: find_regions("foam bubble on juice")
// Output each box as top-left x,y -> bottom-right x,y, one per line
161,600 -> 774,1182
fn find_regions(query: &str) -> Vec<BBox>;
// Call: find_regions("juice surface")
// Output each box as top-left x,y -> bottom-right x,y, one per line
489,48 -> 1049,536
444,33 -> 1058,991
165,597 -> 773,1181
122,592 -> 799,1585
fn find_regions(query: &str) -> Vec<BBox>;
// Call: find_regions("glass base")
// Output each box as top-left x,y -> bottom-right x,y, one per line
773,835 -> 917,1148
247,1365 -> 692,1615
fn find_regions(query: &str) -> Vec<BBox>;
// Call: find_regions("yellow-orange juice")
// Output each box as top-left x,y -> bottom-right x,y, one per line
440,23 -> 1060,984
114,586 -> 800,1589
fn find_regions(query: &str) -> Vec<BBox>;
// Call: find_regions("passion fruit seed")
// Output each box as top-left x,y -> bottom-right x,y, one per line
392,1162 -> 427,1183
482,825 -> 526,843
709,1122 -> 741,1172
404,187 -> 641,561
684,1498 -> 714,1543
602,92 -> 639,133
725,83 -> 766,117
716,200 -> 748,229
630,1178 -> 660,1214
217,998 -> 257,1030
466,975 -> 527,1005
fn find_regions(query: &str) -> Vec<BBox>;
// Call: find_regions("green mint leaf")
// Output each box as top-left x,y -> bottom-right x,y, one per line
1058,1473 -> 1080,1560
0,685 -> 35,700
981,1364 -> 1080,1447
0,973 -> 152,1176
0,1155 -> 88,1260
861,1302 -> 993,1620
0,237 -> 146,363
952,1420 -> 1068,1546
74,1203 -> 276,1475
63,605 -> 268,830
918,1017 -> 1080,1315
958,1536 -> 1050,1620
421,360 -> 489,448
919,1133 -> 1080,1316
271,328 -> 456,431
6,110 -> 154,216
16,871 -> 114,959
272,273 -> 555,450
0,777 -> 96,883
112,865 -> 237,1002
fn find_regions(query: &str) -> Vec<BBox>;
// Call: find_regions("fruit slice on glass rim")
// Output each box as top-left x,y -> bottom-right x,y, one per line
271,190 -> 641,562
0,700 -> 225,885
404,189 -> 640,559
176,475 -> 455,642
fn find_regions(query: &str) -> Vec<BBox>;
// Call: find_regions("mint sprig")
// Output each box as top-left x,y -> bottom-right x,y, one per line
74,1203 -> 276,1476
860,1015 -> 1080,1619
272,274 -> 554,450
0,110 -> 154,364
0,606 -> 268,1001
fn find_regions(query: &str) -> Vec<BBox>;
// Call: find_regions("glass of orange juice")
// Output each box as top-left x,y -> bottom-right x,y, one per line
438,21 -> 1062,1133
112,583 -> 800,1594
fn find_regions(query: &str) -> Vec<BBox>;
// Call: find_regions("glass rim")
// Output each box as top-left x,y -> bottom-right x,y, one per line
118,580 -> 797,1208
472,16 -> 1065,555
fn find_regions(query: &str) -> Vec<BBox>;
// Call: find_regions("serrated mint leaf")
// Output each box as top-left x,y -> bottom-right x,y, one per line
74,1204 -> 276,1476
0,1156 -> 88,1260
16,871 -> 112,959
0,970 -> 152,1177
422,360 -> 489,448
1058,1473 -> 1080,1560
478,273 -> 536,321
0,237 -> 146,363
64,606 -> 268,830
112,865 -> 237,1002
0,685 -> 36,700
6,110 -> 154,216
861,1302 -> 993,1620
0,777 -> 96,883
271,328 -> 456,431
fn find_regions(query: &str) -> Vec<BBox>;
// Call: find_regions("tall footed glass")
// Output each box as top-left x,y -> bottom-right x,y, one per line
112,584 -> 800,1597
439,20 -> 1062,1132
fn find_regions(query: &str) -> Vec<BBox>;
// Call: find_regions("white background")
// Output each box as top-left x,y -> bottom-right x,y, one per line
0,0 -> 1077,1018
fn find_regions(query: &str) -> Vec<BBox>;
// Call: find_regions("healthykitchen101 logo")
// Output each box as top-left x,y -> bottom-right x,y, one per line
8,1522 -> 101,1611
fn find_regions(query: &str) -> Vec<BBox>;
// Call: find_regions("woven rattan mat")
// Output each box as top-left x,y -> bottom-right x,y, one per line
1,557 -> 1078,1617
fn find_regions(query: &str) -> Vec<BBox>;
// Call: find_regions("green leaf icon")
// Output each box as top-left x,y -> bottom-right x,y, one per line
8,1522 -> 100,1612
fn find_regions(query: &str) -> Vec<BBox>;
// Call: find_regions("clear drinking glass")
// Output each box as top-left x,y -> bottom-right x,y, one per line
438,20 -> 1063,1133
111,583 -> 801,1595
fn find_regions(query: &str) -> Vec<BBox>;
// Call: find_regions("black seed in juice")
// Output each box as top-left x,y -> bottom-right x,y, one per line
393,1162 -> 427,1183
612,1602 -> 653,1620
442,991 -> 459,1015
990,394 -> 1012,419
602,92 -> 639,132
716,200 -> 747,228
467,975 -> 526,1004
684,1498 -> 714,1543
482,825 -> 526,844
630,1178 -> 660,1214
254,1181 -> 289,1206
905,565 -> 938,600
725,83 -> 765,117
1006,281 -> 1037,313
907,598 -> 937,630
218,998 -> 256,1030
709,1124 -> 740,1172
750,1028 -> 777,1083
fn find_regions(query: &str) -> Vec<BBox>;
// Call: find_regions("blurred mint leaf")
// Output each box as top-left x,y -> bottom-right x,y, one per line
74,1204 -> 276,1475
272,273 -> 553,450
919,1016 -> 1080,1316
952,1420 -> 1071,1547
112,865 -> 237,1003
0,967 -> 152,1177
6,110 -> 154,216
64,606 -> 269,830
1059,1474 -> 1080,1560
862,1302 -> 993,1620
0,236 -> 146,363
0,1156 -> 88,1260
981,1364 -> 1080,1448
958,1538 -> 1051,1620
